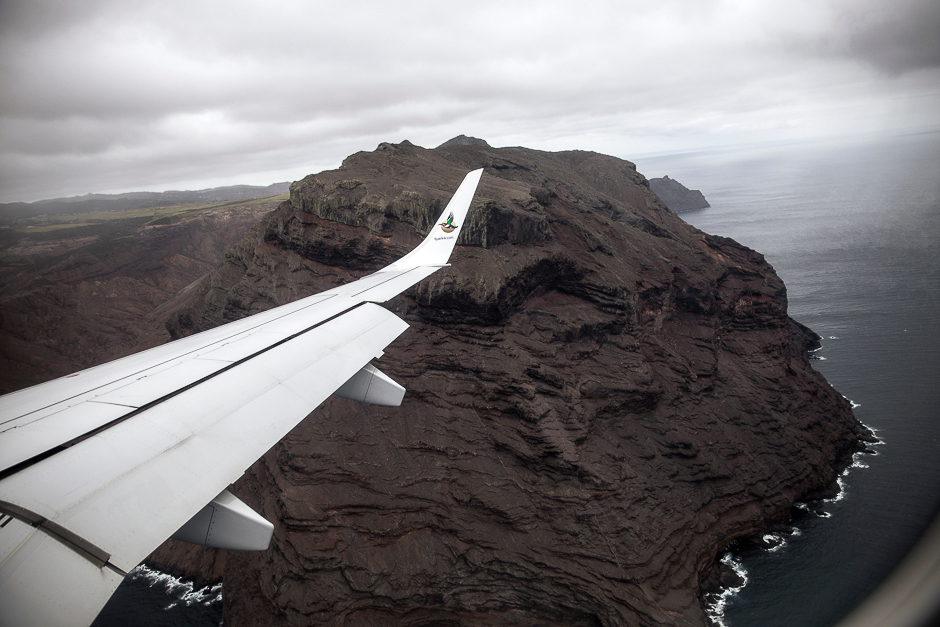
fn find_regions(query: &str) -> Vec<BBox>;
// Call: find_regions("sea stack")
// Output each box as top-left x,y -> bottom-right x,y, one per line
649,175 -> 710,212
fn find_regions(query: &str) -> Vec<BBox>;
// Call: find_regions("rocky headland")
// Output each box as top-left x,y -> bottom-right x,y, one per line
147,139 -> 868,626
648,176 -> 710,213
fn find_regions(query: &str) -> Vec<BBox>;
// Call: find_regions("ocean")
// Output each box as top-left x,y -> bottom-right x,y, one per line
637,131 -> 940,626
92,131 -> 940,626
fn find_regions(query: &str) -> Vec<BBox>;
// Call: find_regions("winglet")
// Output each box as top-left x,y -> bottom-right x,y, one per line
381,168 -> 484,272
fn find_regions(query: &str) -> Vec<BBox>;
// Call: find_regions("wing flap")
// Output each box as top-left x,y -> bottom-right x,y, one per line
171,489 -> 274,551
0,521 -> 124,627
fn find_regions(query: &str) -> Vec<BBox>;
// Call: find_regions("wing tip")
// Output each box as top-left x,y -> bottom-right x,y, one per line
380,169 -> 485,272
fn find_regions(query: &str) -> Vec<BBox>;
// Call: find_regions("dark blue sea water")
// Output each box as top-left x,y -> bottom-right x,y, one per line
94,132 -> 940,626
92,565 -> 223,627
637,131 -> 940,626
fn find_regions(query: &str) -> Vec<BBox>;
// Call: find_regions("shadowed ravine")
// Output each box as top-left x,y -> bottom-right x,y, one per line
143,140 -> 868,626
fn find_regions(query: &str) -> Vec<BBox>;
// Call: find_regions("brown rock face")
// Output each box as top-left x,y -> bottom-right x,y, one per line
162,141 -> 864,626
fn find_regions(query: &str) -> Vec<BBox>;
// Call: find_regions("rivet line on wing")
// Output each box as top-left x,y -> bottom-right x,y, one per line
0,293 -> 343,424
0,301 -> 373,481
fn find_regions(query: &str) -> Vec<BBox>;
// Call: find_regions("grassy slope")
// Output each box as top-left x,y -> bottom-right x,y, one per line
4,193 -> 289,234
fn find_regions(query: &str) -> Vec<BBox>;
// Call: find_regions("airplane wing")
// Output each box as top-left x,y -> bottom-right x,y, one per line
0,168 -> 484,627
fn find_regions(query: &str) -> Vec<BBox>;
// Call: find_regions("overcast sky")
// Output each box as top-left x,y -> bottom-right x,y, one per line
1,0 -> 938,202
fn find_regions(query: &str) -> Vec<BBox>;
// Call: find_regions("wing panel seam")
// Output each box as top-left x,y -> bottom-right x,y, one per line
346,267 -> 422,298
0,293 -> 343,425
0,300 -> 371,480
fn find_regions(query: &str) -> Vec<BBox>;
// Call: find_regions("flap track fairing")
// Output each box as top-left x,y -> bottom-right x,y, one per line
171,489 -> 273,551
334,364 -> 405,406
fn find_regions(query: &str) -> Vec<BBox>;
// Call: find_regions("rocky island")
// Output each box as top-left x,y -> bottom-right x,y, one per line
139,139 -> 867,626
649,176 -> 710,213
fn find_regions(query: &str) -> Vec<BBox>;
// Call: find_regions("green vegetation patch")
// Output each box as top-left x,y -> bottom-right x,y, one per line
9,193 -> 288,234
16,223 -> 98,232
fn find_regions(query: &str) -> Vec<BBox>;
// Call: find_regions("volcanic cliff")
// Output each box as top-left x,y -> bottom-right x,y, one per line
154,140 -> 865,626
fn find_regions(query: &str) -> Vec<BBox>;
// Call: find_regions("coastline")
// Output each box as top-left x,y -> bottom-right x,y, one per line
636,132 -> 940,627
700,407 -> 882,625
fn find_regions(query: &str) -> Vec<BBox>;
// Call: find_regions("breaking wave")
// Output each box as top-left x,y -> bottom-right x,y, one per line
705,553 -> 749,627
91,564 -> 224,627
706,418 -> 882,624
128,565 -> 223,611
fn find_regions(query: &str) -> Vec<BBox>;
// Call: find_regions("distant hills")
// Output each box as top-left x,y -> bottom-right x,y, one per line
0,182 -> 291,221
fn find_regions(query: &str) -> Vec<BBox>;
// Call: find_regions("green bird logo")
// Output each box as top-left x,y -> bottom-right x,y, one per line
439,212 -> 458,233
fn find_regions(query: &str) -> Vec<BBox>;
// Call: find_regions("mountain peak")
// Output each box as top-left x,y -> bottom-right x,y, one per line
437,135 -> 490,148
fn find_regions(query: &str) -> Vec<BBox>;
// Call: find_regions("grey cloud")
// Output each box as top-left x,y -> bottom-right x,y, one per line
844,0 -> 940,74
0,0 -> 114,41
1,0 -> 938,202
819,0 -> 940,74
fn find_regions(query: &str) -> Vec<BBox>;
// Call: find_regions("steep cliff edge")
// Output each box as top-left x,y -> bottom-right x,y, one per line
159,140 -> 867,626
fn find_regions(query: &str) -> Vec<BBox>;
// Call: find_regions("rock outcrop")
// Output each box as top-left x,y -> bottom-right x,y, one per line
157,140 -> 865,627
649,176 -> 710,213
438,135 -> 491,148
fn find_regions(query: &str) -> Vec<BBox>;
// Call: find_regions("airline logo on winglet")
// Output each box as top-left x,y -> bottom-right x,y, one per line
439,212 -> 458,233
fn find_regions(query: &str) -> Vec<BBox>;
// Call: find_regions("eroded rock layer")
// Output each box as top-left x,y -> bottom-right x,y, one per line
161,141 -> 865,626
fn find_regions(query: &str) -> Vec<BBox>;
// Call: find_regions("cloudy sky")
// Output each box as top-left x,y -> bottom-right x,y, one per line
1,0 -> 938,202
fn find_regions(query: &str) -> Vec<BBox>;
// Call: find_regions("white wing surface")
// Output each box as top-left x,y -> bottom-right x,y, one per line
0,168 -> 484,627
